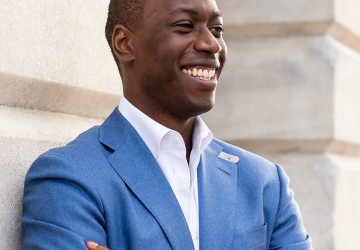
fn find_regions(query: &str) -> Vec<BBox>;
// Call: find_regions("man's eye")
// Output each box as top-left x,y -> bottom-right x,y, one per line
211,26 -> 223,33
210,26 -> 224,37
176,23 -> 194,29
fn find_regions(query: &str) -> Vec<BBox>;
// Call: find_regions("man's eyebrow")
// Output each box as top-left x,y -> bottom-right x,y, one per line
170,7 -> 222,18
170,7 -> 199,15
212,11 -> 222,18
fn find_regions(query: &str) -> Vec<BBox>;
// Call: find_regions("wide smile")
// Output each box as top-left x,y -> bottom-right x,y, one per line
181,66 -> 217,82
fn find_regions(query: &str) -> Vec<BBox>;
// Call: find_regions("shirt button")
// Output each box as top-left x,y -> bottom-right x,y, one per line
171,136 -> 179,145
193,231 -> 199,240
177,178 -> 187,186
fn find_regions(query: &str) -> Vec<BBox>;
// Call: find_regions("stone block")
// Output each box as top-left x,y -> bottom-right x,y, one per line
0,106 -> 103,249
333,42 -> 360,144
0,73 -> 121,119
204,36 -> 335,141
217,0 -> 333,25
218,0 -> 360,39
0,0 -> 121,95
334,0 -> 360,37
203,35 -> 360,149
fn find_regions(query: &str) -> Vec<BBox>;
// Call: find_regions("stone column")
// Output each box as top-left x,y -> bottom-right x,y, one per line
203,0 -> 360,249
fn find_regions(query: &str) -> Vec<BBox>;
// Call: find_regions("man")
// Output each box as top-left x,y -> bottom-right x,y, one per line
22,0 -> 312,249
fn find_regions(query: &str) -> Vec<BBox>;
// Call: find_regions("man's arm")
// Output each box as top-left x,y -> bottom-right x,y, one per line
22,153 -> 108,249
269,164 -> 312,249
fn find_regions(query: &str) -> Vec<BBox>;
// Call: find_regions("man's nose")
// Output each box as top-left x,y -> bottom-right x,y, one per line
193,28 -> 222,54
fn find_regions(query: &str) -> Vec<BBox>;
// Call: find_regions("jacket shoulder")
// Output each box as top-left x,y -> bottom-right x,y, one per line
39,125 -> 105,160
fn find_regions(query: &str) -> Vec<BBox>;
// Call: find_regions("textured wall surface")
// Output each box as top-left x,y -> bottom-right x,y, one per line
0,0 -> 121,94
1,0 -> 360,249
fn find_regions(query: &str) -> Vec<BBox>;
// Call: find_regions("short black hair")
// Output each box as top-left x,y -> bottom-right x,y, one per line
105,0 -> 146,64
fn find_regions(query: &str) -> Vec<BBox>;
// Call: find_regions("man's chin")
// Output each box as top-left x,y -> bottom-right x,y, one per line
187,101 -> 215,117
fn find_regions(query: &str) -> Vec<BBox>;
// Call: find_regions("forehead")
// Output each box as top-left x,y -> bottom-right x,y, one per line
143,0 -> 221,20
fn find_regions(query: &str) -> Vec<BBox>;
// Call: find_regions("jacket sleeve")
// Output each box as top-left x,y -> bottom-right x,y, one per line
21,153 -> 108,250
269,164 -> 312,250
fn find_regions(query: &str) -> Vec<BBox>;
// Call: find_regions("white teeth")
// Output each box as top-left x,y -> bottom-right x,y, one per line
196,76 -> 211,81
181,67 -> 216,80
209,70 -> 215,77
194,76 -> 212,81
203,69 -> 209,77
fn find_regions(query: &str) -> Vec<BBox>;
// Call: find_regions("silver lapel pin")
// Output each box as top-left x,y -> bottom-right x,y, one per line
218,151 -> 240,164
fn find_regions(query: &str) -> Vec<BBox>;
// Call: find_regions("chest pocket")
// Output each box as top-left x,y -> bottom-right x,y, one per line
231,222 -> 267,250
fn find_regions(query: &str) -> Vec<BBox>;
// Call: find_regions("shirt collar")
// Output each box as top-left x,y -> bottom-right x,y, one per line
192,115 -> 213,152
118,97 -> 213,158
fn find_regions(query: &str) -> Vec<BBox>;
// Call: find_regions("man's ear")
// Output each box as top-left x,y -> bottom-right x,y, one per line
112,24 -> 135,63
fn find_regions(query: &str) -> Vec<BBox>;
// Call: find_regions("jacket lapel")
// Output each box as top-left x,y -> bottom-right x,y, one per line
99,109 -> 194,250
198,141 -> 238,250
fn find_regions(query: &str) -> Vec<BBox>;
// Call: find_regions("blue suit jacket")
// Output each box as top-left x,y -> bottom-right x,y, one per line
22,108 -> 312,249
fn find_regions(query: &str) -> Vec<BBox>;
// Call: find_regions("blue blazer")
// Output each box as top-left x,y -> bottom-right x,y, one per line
22,108 -> 312,249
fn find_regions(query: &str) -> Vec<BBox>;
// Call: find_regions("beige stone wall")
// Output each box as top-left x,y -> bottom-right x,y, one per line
1,0 -> 359,249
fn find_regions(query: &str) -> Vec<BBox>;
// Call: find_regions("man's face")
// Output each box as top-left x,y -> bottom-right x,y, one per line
130,0 -> 227,120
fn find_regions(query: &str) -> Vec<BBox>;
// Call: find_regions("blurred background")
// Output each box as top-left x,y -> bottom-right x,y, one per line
1,0 -> 359,249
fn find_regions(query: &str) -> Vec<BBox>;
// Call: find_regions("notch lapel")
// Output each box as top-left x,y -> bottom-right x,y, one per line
99,109 -> 194,250
198,141 -> 238,250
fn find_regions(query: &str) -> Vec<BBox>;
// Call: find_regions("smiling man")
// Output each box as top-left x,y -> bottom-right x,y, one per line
22,0 -> 312,249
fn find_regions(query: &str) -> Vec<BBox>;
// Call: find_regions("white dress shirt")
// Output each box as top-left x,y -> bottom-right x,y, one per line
118,97 -> 213,250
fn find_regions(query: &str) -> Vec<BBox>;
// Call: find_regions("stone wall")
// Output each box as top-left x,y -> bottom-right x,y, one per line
1,0 -> 359,249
